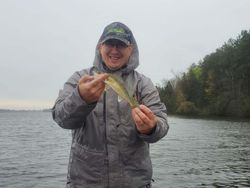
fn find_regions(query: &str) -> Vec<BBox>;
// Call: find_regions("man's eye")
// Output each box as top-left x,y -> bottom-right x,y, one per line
118,43 -> 127,48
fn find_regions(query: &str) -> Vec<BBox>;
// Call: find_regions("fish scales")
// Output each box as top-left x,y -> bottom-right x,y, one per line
93,71 -> 139,108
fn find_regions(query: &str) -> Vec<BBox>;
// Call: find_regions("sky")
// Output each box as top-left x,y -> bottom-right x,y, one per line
0,0 -> 250,110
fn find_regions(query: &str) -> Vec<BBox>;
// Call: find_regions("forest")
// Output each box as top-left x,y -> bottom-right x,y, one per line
157,30 -> 250,118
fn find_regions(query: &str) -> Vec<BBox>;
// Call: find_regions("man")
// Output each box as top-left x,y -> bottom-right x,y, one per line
52,22 -> 169,188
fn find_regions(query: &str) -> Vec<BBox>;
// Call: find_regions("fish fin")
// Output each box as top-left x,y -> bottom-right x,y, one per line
109,74 -> 125,85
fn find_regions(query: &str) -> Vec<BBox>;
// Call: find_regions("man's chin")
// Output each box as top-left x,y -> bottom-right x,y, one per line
107,63 -> 121,71
109,66 -> 120,71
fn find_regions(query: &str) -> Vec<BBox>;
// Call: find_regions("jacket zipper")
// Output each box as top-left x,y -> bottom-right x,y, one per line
103,91 -> 109,187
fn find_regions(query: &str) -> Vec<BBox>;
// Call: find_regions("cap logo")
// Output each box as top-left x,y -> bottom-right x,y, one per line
108,27 -> 125,34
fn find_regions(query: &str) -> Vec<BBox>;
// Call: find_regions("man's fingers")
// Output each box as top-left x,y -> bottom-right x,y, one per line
134,107 -> 150,125
139,105 -> 155,120
78,74 -> 108,103
79,74 -> 107,92
90,73 -> 109,87
79,73 -> 108,85
132,109 -> 144,126
132,108 -> 155,135
79,75 -> 94,83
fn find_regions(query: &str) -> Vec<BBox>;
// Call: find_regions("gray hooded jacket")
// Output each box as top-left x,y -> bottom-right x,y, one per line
52,23 -> 169,188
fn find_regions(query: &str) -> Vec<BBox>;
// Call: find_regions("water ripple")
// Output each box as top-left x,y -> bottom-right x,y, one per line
1,112 -> 250,187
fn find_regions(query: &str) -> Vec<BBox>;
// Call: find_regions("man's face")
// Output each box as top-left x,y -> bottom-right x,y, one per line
99,39 -> 133,71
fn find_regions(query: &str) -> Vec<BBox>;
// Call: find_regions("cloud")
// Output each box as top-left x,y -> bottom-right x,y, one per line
1,0 -> 250,109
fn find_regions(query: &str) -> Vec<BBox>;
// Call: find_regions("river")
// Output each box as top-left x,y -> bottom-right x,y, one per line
0,111 -> 249,187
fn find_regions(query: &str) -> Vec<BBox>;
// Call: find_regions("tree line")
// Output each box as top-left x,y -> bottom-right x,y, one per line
157,30 -> 250,118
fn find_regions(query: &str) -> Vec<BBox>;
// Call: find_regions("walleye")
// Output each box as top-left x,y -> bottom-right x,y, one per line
94,71 -> 139,108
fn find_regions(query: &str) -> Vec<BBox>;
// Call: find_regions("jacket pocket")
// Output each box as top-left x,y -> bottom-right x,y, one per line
69,142 -> 105,185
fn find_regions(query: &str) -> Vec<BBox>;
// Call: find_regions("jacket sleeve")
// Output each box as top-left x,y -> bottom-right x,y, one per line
52,71 -> 96,129
137,75 -> 169,143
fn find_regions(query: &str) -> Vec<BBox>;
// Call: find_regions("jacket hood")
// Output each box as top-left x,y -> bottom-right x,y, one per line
93,22 -> 139,74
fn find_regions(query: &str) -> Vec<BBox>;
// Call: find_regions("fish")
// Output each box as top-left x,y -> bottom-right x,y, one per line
93,71 -> 139,108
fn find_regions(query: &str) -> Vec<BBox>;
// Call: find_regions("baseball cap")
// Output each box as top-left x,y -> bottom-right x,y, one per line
100,22 -> 132,46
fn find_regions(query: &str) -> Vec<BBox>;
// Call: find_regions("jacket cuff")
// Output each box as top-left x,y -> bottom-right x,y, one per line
53,87 -> 97,129
137,120 -> 165,143
69,86 -> 97,114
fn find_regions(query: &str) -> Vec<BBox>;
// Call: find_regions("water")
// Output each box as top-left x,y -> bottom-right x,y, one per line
0,112 -> 249,188
151,117 -> 250,188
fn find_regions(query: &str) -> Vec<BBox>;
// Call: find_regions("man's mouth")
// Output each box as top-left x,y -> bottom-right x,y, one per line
109,56 -> 120,61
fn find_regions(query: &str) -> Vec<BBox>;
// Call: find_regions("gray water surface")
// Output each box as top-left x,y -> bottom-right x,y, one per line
0,112 -> 249,188
151,117 -> 250,187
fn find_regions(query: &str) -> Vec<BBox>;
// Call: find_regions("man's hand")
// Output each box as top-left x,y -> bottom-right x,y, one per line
131,105 -> 157,135
78,73 -> 108,104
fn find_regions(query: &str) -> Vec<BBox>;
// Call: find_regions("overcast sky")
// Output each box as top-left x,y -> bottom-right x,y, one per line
1,0 -> 250,109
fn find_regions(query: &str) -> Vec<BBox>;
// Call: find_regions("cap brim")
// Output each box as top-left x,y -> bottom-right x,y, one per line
101,36 -> 130,46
